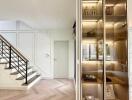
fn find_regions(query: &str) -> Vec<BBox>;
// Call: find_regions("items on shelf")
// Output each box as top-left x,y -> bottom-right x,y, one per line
85,96 -> 95,100
106,44 -> 111,60
106,77 -> 112,82
121,64 -> 127,72
91,6 -> 96,15
82,29 -> 97,37
106,84 -> 116,99
83,6 -> 97,17
98,40 -> 103,60
106,6 -> 114,16
82,74 -> 97,82
82,42 -> 115,61
82,43 -> 97,61
89,44 -> 97,60
82,44 -> 89,61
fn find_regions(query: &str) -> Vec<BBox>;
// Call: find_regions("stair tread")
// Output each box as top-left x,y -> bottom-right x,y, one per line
16,71 -> 36,80
22,75 -> 40,85
11,67 -> 32,75
5,67 -> 13,69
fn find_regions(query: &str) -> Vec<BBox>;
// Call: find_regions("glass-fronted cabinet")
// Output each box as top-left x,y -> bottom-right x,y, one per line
78,0 -> 129,100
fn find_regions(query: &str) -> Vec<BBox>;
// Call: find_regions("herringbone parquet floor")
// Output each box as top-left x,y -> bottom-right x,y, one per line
0,79 -> 75,100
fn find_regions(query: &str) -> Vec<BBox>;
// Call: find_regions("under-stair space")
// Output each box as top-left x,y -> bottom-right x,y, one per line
0,34 -> 41,90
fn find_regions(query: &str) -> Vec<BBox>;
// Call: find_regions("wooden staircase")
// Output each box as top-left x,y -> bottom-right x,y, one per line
0,34 -> 41,90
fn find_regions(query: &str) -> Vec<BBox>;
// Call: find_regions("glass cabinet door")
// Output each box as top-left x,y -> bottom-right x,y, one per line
80,0 -> 129,100
105,0 -> 129,100
81,0 -> 104,100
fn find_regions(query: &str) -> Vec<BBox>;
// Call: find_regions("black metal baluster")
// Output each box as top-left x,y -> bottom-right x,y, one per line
1,41 -> 3,57
9,46 -> 11,69
25,61 -> 28,84
18,56 -> 19,71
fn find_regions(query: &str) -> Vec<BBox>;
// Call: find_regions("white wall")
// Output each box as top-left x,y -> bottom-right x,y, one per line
0,22 -> 75,79
0,32 -> 17,47
0,64 -> 25,90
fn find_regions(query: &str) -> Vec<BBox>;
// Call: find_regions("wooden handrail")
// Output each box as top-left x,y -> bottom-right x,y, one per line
0,34 -> 28,62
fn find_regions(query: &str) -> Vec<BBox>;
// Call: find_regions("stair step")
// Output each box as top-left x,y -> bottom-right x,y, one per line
11,67 -> 32,75
16,71 -> 36,80
22,75 -> 40,85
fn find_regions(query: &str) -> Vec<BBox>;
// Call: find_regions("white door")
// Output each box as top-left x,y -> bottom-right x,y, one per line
54,41 -> 69,78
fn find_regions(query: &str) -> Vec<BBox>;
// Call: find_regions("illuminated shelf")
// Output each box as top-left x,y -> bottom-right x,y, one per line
82,60 -> 119,62
82,80 -> 103,84
82,0 -> 101,3
106,0 -> 126,5
106,16 -> 126,22
82,15 -> 102,21
82,71 -> 128,84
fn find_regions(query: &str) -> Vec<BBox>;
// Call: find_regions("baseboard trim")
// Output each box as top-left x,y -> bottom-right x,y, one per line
41,77 -> 54,80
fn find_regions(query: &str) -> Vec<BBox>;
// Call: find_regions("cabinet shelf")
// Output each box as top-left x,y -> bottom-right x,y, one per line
106,16 -> 126,22
106,0 -> 126,5
82,59 -> 120,62
82,0 -> 101,3
83,15 -> 102,21
82,71 -> 128,84
82,15 -> 126,22
82,80 -> 103,84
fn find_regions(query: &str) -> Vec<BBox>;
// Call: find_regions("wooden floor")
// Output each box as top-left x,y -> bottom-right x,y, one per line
0,79 -> 75,100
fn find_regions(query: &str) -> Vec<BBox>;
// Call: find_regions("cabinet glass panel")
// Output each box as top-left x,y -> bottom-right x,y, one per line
81,0 -> 104,100
105,0 -> 129,100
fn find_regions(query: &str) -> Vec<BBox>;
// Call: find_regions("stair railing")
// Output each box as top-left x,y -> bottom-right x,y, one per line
0,34 -> 29,84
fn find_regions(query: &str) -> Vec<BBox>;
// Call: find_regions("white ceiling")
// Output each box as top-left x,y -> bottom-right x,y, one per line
0,0 -> 76,30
